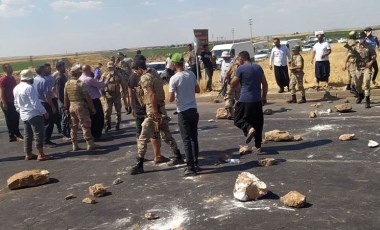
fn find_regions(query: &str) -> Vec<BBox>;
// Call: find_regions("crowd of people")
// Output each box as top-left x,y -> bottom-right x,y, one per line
0,27 -> 377,175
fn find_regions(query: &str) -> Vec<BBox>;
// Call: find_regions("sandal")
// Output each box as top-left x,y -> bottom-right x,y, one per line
25,154 -> 38,160
154,156 -> 170,164
37,155 -> 54,161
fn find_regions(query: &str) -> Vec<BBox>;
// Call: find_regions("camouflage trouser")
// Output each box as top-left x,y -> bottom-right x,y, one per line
289,71 -> 305,96
137,106 -> 179,158
355,68 -> 371,96
69,103 -> 93,142
104,95 -> 122,124
224,84 -> 241,109
346,62 -> 356,85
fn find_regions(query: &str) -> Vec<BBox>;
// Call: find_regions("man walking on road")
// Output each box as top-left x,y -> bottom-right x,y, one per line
231,51 -> 268,154
169,53 -> 201,176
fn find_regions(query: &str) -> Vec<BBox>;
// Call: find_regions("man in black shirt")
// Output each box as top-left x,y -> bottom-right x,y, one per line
200,44 -> 214,91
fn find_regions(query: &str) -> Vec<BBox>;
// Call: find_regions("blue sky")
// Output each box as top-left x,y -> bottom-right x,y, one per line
0,0 -> 377,58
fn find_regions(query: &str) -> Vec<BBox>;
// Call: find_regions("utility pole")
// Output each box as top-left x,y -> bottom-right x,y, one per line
249,18 -> 253,42
232,28 -> 235,43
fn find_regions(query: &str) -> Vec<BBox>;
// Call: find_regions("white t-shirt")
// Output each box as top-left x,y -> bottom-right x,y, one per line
220,59 -> 231,80
313,41 -> 331,61
269,45 -> 291,66
165,57 -> 172,69
169,70 -> 198,112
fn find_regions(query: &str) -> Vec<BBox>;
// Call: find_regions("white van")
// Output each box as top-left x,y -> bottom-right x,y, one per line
211,41 -> 255,67
280,39 -> 301,50
252,41 -> 269,54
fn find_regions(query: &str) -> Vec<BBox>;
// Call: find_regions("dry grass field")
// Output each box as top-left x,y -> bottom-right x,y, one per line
2,43 -> 377,94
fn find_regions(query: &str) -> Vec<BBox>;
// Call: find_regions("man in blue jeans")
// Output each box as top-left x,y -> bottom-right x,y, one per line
169,53 -> 201,176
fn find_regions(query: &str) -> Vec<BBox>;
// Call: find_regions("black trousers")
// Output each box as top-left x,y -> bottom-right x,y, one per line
372,60 -> 378,81
190,64 -> 202,80
234,101 -> 264,148
1,102 -> 22,138
91,98 -> 104,138
315,61 -> 330,82
178,108 -> 199,168
42,102 -> 54,143
52,98 -> 61,132
274,65 -> 290,89
205,67 -> 214,90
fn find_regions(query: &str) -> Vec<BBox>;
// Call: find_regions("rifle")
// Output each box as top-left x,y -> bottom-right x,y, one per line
343,43 -> 365,63
217,77 -> 230,98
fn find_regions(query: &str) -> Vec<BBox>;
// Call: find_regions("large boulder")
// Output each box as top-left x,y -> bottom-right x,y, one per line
233,172 -> 268,201
89,184 -> 107,197
239,146 -> 252,155
216,108 -> 228,119
265,130 -> 294,142
280,191 -> 306,208
258,158 -> 276,167
335,103 -> 352,113
7,170 -> 50,190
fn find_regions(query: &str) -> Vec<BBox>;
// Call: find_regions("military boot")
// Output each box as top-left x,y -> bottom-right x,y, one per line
287,94 -> 297,103
72,142 -> 80,151
115,122 -> 120,131
356,93 -> 365,104
298,96 -> 306,104
365,96 -> 371,109
86,139 -> 100,151
131,158 -> 144,175
105,122 -> 111,133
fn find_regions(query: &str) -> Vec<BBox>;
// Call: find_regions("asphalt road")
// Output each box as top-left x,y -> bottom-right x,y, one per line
0,95 -> 379,230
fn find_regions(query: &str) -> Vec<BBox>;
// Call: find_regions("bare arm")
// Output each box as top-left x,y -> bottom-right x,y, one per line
0,87 -> 7,110
169,92 -> 175,102
128,87 -> 136,117
195,84 -> 200,93
230,76 -> 240,87
311,50 -> 316,64
261,73 -> 268,106
322,49 -> 332,59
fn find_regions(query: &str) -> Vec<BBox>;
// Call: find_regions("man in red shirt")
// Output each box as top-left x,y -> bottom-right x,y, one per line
0,64 -> 23,142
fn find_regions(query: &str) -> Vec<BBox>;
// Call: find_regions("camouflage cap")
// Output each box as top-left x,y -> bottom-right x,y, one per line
70,64 -> 82,74
292,45 -> 301,52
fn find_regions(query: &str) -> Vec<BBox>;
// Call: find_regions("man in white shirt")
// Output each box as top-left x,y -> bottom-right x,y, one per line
269,38 -> 291,93
311,32 -> 332,88
169,53 -> 201,176
220,51 -> 232,83
14,69 -> 52,161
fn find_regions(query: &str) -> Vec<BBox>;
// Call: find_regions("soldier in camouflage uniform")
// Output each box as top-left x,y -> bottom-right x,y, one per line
64,65 -> 99,151
353,31 -> 377,108
101,61 -> 128,132
224,58 -> 241,120
130,60 -> 183,175
287,45 -> 306,104
116,53 -> 133,114
343,31 -> 358,95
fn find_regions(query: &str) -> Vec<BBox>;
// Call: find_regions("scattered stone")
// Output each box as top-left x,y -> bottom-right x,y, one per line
344,99 -> 350,103
265,130 -> 295,142
89,183 -> 107,197
239,146 -> 252,155
173,227 -> 186,230
368,140 -> 379,148
82,197 -> 96,204
208,119 -> 215,122
7,169 -> 50,190
293,135 -> 303,141
339,134 -> 356,141
327,100 -> 333,103
327,108 -> 332,113
216,108 -> 228,119
65,194 -> 77,200
310,103 -> 322,108
263,109 -> 273,115
213,99 -> 221,103
335,103 -> 352,113
309,110 -> 317,118
233,172 -> 268,201
131,224 -> 141,230
112,178 -> 123,185
280,191 -> 306,208
144,212 -> 160,220
258,158 -> 276,167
